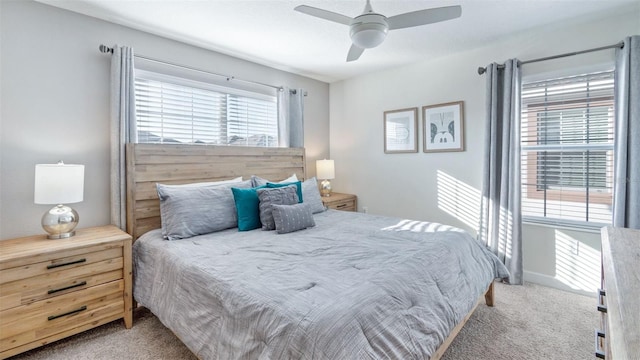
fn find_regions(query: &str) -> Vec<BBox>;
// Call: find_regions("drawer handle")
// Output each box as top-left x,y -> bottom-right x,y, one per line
47,281 -> 87,294
598,288 -> 606,296
47,258 -> 87,269
336,204 -> 348,209
594,329 -> 606,359
48,305 -> 87,321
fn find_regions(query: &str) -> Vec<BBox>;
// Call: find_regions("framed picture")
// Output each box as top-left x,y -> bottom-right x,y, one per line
422,101 -> 465,152
383,107 -> 418,154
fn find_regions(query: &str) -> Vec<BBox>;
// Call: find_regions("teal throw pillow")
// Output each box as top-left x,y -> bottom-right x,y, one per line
266,181 -> 303,203
231,185 -> 266,231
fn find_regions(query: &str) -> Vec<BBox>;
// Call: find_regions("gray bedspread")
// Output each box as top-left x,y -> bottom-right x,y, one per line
133,210 -> 509,359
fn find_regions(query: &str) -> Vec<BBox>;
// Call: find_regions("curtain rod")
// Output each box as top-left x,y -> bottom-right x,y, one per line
99,44 -> 286,92
477,41 -> 624,75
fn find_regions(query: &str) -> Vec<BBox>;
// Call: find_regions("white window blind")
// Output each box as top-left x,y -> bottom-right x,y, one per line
227,95 -> 278,147
521,71 -> 615,229
135,70 -> 278,146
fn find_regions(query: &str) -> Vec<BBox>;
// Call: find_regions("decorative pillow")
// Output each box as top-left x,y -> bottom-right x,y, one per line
301,177 -> 326,214
159,177 -> 243,188
266,181 -> 303,203
257,186 -> 299,231
157,180 -> 252,240
271,203 -> 316,234
231,185 -> 268,231
251,174 -> 298,187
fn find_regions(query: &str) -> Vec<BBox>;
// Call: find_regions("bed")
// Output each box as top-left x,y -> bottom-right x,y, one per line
126,143 -> 509,360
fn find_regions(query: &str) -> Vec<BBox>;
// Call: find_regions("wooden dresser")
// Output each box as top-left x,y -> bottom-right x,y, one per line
321,192 -> 357,212
0,225 -> 132,359
597,226 -> 640,359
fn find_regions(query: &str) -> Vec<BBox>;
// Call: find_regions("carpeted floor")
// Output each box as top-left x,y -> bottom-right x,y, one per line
8,282 -> 596,360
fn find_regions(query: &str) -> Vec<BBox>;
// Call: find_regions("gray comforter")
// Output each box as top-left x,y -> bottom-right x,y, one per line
133,210 -> 509,359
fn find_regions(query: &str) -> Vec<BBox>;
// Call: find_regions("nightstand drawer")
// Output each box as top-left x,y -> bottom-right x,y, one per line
322,193 -> 357,212
0,251 -> 123,311
0,281 -> 124,352
0,246 -> 122,284
327,199 -> 356,211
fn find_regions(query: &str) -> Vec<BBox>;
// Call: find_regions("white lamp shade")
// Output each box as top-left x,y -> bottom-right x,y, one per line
34,163 -> 84,204
316,159 -> 335,180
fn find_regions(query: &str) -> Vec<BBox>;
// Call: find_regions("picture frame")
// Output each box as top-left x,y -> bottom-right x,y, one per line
383,107 -> 418,154
422,101 -> 465,153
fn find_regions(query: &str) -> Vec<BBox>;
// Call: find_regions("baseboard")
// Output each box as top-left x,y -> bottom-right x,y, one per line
524,270 -> 597,298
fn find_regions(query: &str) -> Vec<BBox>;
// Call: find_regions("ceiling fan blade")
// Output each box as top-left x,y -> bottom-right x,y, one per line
294,5 -> 352,25
387,5 -> 462,30
347,44 -> 365,62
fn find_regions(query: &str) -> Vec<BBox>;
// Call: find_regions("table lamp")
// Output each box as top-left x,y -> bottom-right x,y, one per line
34,161 -> 85,239
316,159 -> 335,197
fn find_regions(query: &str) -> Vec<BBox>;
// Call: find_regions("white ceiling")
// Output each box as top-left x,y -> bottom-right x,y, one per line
36,0 -> 638,83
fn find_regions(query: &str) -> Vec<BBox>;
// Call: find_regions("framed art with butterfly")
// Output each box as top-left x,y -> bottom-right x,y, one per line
423,101 -> 465,153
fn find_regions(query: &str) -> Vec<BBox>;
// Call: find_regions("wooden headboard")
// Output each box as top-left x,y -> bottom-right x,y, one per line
125,143 -> 306,240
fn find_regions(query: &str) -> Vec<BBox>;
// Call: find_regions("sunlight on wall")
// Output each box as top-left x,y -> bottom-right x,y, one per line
436,170 -> 481,230
555,230 -> 600,292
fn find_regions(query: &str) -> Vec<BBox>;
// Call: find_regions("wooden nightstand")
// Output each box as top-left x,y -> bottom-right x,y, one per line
322,192 -> 357,212
0,225 -> 132,359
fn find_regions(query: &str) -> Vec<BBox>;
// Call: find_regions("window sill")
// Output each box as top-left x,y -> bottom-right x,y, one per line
523,217 -> 607,234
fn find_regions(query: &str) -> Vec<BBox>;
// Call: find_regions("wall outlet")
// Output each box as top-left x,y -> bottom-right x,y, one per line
362,206 -> 368,214
572,240 -> 580,256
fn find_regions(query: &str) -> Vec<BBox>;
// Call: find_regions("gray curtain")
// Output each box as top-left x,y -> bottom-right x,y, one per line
478,59 -> 523,285
278,87 -> 305,148
613,35 -> 640,229
110,45 -> 136,230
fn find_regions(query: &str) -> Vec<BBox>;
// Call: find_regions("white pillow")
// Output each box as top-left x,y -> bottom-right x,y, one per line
159,176 -> 243,188
251,174 -> 298,187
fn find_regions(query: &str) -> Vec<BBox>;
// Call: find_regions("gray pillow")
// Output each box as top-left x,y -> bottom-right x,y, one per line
301,177 -> 326,214
257,185 -> 299,231
157,180 -> 252,240
271,203 -> 316,234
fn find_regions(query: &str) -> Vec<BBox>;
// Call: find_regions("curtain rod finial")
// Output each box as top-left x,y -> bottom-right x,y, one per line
477,67 -> 486,75
99,44 -> 113,54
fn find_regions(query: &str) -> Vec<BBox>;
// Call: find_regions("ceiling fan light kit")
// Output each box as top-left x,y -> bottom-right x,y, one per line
295,0 -> 461,62
350,15 -> 388,49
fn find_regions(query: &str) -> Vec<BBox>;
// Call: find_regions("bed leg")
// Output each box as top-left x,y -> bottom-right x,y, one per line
484,281 -> 495,307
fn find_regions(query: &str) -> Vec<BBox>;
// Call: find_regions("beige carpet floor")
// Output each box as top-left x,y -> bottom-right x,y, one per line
9,282 -> 597,360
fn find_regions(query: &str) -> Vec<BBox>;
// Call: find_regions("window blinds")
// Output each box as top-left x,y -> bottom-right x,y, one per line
135,71 -> 278,146
521,71 -> 615,228
227,95 -> 278,147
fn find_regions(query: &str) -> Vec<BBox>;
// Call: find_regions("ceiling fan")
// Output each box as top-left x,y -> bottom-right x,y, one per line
294,0 -> 462,62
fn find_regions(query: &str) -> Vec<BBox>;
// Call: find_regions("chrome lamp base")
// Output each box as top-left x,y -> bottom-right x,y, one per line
320,179 -> 332,197
42,204 -> 79,239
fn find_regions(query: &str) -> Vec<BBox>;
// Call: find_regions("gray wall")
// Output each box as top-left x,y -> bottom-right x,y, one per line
329,4 -> 639,295
0,0 -> 330,239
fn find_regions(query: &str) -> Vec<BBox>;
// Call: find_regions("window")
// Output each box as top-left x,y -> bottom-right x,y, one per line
521,71 -> 614,228
135,70 -> 278,146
